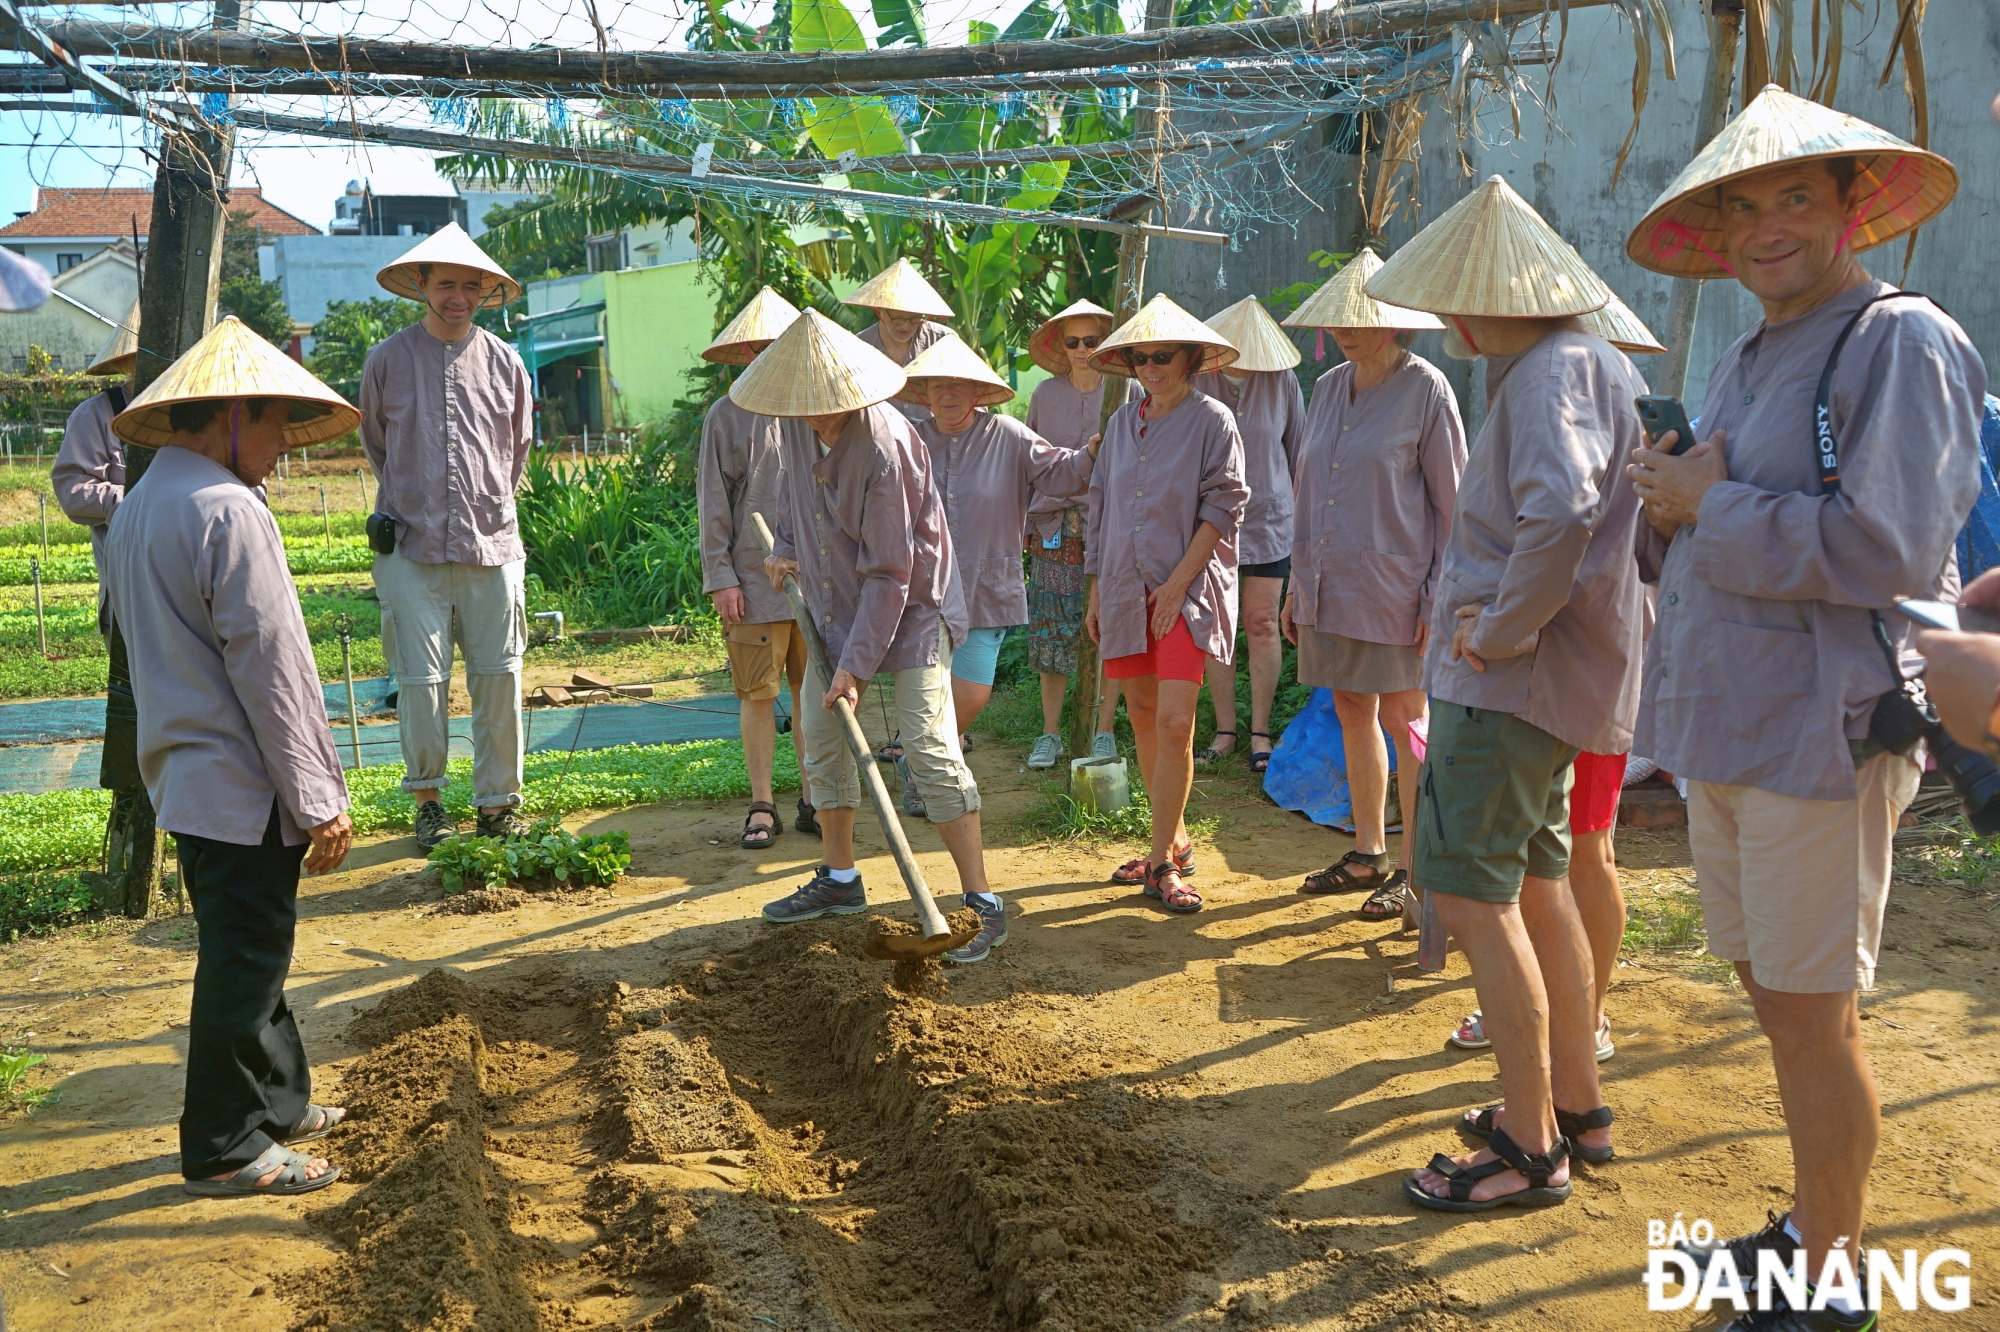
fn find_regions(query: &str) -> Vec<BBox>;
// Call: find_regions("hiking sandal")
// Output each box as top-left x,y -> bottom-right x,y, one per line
1301,850 -> 1390,895
795,799 -> 821,837
283,1104 -> 346,1146
875,734 -> 904,763
1194,730 -> 1237,766
1143,859 -> 1204,914
740,801 -> 781,849
1403,1126 -> 1572,1213
896,756 -> 927,819
1360,870 -> 1411,919
183,1144 -> 340,1197
1110,844 -> 1196,885
1248,730 -> 1273,774
1462,1104 -> 1616,1164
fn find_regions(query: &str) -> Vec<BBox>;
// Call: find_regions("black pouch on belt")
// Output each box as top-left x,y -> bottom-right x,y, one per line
366,512 -> 397,555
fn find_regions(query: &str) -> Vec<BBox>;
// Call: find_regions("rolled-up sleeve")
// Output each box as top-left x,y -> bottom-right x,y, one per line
1024,436 -> 1094,500
1689,335 -> 1981,607
1196,421 -> 1250,541
1468,382 -> 1606,660
200,511 -> 349,832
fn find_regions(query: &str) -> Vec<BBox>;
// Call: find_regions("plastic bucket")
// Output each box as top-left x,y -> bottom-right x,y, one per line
1069,755 -> 1130,815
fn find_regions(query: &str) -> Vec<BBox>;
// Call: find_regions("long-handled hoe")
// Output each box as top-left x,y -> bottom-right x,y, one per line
751,513 -> 974,962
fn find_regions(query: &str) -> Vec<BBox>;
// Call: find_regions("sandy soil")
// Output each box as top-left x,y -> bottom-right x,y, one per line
0,741 -> 1994,1332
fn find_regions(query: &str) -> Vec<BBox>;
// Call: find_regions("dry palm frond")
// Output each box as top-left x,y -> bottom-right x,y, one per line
1878,0 -> 1930,275
1611,0 -> 1679,186
1745,0 -> 1772,94
1808,0 -> 1845,104
1364,97 -> 1427,239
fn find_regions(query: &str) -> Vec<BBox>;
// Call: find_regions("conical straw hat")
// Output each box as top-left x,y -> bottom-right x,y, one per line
1366,175 -> 1610,318
1626,84 -> 1958,279
1090,293 -> 1240,377
112,316 -> 360,448
896,332 -> 1014,408
1580,290 -> 1667,356
728,309 -> 907,417
842,258 -> 955,319
1027,298 -> 1116,374
87,300 -> 141,376
1281,251 -> 1444,331
703,286 -> 803,365
1204,295 -> 1302,372
376,222 -> 521,307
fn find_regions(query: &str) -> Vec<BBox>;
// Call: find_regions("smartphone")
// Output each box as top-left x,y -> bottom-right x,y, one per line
1634,395 -> 1698,455
1896,599 -> 2000,634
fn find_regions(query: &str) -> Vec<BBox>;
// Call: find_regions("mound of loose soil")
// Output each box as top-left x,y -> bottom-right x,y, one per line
344,967 -> 485,1050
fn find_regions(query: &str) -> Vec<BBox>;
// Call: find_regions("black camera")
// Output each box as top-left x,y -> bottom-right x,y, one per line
1868,620 -> 2000,836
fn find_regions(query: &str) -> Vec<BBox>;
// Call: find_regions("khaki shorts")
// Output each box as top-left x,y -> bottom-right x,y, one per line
1686,751 -> 1919,994
1413,703 -> 1579,904
798,633 -> 980,824
724,619 -> 806,701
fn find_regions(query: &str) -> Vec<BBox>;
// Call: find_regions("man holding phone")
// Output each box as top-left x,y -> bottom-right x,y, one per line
1625,88 -> 1984,1331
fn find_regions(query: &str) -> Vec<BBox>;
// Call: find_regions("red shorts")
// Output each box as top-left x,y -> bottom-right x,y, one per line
1571,751 -> 1627,834
1104,616 -> 1208,684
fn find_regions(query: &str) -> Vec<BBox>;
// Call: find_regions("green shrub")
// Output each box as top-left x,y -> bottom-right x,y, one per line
428,818 -> 632,893
0,1048 -> 56,1115
0,870 -> 101,936
0,789 -> 113,872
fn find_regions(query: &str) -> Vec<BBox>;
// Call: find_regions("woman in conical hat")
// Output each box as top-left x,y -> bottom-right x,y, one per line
1022,298 -> 1138,769
1188,295 -> 1305,776
1621,85 -> 1984,1280
1369,177 -> 1650,1212
739,311 -> 1005,964
696,286 -> 813,850
56,299 -> 145,630
1280,251 -> 1464,922
900,334 -> 1097,843
843,258 -> 954,421
102,313 -> 355,1200
1083,293 -> 1248,912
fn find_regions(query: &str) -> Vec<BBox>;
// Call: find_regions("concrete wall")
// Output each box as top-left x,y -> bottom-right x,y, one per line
1393,0 -> 2000,426
260,235 -> 426,329
0,248 -> 134,372
602,261 -> 717,424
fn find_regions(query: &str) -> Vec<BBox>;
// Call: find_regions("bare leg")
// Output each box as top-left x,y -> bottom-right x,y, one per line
1740,971 -> 1877,1282
412,788 -> 441,805
1122,676 -> 1191,859
1097,680 -> 1121,735
1568,827 -> 1624,1025
1039,672 -> 1067,735
819,807 -> 857,871
1200,655 -> 1239,756
1378,689 -> 1428,875
741,696 -> 778,808
1519,874 -> 1611,1154
933,810 -> 991,898
951,678 -> 992,738
1241,577 -> 1284,753
1332,690 -> 1389,856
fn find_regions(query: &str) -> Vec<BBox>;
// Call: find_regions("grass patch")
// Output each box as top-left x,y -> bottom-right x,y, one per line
1016,769 -> 1222,846
0,869 -> 103,937
1622,886 -> 1707,950
0,1048 -> 56,1116
1894,817 -> 2000,890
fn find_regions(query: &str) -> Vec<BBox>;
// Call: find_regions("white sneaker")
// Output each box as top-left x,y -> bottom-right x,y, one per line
1091,730 -> 1117,760
1027,733 -> 1062,769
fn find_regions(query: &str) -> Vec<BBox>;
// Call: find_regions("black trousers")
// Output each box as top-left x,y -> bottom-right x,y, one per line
177,803 -> 310,1178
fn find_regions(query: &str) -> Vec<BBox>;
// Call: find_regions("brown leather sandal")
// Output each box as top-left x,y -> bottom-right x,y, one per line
1301,850 -> 1390,895
740,801 -> 781,849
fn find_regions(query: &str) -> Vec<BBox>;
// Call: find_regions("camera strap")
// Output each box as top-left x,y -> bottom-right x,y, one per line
1810,289 -> 1940,684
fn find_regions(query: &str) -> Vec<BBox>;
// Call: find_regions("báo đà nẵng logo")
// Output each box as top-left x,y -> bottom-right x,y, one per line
1643,1216 -> 1972,1314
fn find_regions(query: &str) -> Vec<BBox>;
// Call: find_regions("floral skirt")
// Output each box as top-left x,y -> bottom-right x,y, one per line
1026,506 -> 1088,676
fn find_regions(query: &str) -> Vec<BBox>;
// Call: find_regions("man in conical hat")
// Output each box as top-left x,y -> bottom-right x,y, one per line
54,302 -> 140,631
696,287 -> 815,850
103,316 -> 357,1198
360,223 -> 534,851
1365,175 -> 1648,1214
843,258 -> 953,422
1624,87 -> 1984,1322
737,311 -> 1000,948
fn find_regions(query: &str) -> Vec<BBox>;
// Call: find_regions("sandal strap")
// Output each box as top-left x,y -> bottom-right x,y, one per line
1489,1126 -> 1569,1190
747,801 -> 778,815
1556,1106 -> 1615,1137
1429,1148 -> 1516,1202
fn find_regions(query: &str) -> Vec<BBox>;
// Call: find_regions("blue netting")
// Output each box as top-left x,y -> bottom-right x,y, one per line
1955,395 -> 2000,583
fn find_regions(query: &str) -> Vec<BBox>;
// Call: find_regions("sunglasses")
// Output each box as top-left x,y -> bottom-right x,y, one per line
1063,335 -> 1102,349
1124,349 -> 1187,367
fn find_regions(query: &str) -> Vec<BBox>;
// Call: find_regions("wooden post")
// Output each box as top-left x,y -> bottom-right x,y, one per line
99,5 -> 236,919
1655,1 -> 1743,399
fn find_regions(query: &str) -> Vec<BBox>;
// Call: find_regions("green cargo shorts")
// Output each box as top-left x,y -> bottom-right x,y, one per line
1414,704 -> 1580,905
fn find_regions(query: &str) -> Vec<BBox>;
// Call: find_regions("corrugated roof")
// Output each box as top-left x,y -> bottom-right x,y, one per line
0,187 -> 320,239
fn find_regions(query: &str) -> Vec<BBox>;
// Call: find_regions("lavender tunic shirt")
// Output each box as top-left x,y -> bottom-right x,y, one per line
1190,369 -> 1305,566
1085,390 -> 1249,663
1025,375 -> 1140,541
697,395 -> 795,626
1291,355 -> 1466,645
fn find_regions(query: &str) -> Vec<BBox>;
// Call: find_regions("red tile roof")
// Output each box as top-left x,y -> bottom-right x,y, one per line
0,187 -> 320,239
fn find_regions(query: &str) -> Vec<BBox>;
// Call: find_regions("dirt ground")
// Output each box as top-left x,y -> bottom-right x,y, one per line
0,737 -> 1995,1332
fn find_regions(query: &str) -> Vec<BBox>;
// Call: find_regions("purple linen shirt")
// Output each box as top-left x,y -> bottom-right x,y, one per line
1291,354 -> 1466,646
104,446 -> 349,847
915,410 -> 1094,628
1085,390 -> 1250,662
1190,369 -> 1305,566
1422,331 -> 1649,755
360,322 -> 535,566
1025,375 -> 1137,540
766,405 -> 967,679
1636,281 -> 1986,800
53,389 -> 125,613
696,394 -> 795,626
860,321 -> 950,423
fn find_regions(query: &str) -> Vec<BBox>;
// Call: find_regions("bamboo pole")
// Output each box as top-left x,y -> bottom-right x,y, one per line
356,467 -> 368,513
337,613 -> 362,771
320,485 -> 332,550
1656,2 -> 1744,399
37,493 -> 47,558
30,556 -> 45,657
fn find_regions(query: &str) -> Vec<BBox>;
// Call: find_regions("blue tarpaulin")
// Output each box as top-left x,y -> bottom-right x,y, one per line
1955,394 -> 2000,583
1260,687 -> 1400,832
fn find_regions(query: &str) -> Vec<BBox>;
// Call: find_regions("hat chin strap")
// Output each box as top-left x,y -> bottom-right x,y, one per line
1450,316 -> 1483,356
